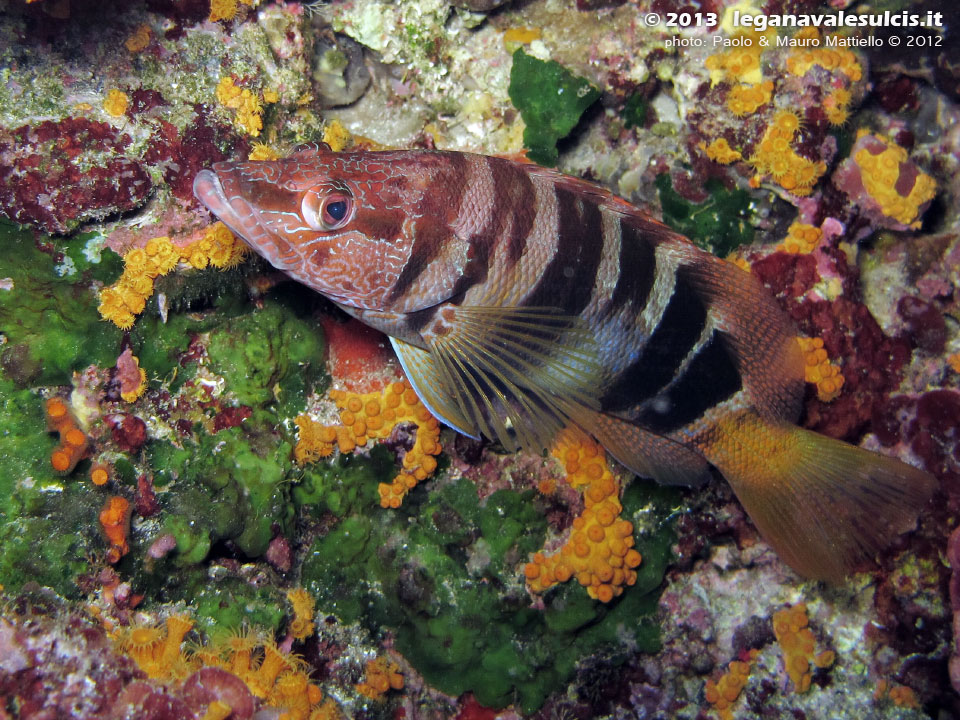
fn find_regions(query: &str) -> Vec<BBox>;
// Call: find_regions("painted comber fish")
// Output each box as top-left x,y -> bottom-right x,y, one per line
194,144 -> 936,582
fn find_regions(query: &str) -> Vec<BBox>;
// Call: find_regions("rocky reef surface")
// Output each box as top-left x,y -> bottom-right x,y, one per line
0,0 -> 958,718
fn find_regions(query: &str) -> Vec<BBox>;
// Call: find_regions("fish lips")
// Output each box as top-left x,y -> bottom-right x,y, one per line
193,168 -> 262,246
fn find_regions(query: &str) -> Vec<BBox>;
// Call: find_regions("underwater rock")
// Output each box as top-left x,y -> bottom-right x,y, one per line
312,30 -> 373,108
0,594 -> 143,719
0,0 -> 956,716
451,0 -> 512,11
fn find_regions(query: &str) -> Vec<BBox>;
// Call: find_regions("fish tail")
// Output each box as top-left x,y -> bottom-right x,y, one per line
702,410 -> 936,582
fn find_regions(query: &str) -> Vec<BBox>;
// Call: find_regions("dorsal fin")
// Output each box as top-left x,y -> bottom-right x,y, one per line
668,239 -> 805,423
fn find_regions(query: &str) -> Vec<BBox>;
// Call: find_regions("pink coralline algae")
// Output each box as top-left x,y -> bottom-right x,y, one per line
0,117 -> 153,234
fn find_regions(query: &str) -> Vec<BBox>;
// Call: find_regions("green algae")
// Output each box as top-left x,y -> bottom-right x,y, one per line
150,426 -> 296,562
205,297 -> 326,416
301,473 -> 678,713
0,514 -> 95,598
622,93 -> 649,130
0,222 -> 123,595
0,220 -> 123,386
0,379 -> 102,596
655,173 -> 755,256
0,379 -> 54,519
293,446 -> 387,516
508,49 -> 600,167
176,572 -> 287,635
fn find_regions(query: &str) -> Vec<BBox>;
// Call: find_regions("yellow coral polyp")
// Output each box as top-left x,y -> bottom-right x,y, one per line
120,358 -> 148,403
705,35 -> 766,86
216,76 -> 265,137
786,35 -> 862,82
524,429 -> 642,603
778,222 -> 821,254
199,701 -> 233,720
115,614 -> 194,680
356,656 -> 404,701
853,132 -> 936,227
99,226 -> 248,329
295,380 -> 442,508
249,142 -> 280,161
286,588 -> 316,640
704,651 -> 758,720
726,81 -> 773,116
209,0 -> 238,22
822,87 -> 852,126
235,93 -> 263,137
322,120 -> 352,153
772,604 -> 835,693
103,89 -> 129,118
874,679 -> 920,709
114,613 -> 339,720
125,23 -> 152,53
948,353 -> 960,374
703,138 -> 742,165
796,336 -> 844,402
503,26 -> 542,45
749,112 -> 827,196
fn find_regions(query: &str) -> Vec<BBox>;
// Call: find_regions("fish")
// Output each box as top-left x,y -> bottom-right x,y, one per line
194,143 -> 936,582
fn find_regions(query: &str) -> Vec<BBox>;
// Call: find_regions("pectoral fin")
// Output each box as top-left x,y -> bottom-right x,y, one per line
390,336 -> 479,438
418,305 -> 603,453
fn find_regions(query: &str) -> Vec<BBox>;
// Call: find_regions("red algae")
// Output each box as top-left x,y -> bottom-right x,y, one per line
752,250 -> 912,440
212,405 -> 252,432
109,413 -> 148,452
0,117 -> 152,233
897,296 -> 948,354
142,113 -> 239,204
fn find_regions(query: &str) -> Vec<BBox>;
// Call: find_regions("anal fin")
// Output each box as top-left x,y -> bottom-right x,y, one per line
590,411 -> 712,487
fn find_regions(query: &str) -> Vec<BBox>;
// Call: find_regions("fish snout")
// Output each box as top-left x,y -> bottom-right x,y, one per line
193,168 -> 259,245
193,169 -> 230,218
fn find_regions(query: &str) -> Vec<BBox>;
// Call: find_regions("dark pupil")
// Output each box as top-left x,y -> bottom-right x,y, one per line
326,200 -> 347,222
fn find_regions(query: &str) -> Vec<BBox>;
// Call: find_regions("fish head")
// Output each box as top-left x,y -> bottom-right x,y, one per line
193,144 -> 471,312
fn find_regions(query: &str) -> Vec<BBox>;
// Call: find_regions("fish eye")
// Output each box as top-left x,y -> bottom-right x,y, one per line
323,197 -> 349,224
301,187 -> 354,231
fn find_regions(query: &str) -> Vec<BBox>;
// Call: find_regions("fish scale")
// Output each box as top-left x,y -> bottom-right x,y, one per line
195,143 -> 936,583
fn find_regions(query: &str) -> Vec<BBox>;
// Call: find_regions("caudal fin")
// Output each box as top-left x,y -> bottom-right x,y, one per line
704,411 -> 937,582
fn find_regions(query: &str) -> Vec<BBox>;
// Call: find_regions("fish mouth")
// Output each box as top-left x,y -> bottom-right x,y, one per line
193,168 -> 262,246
